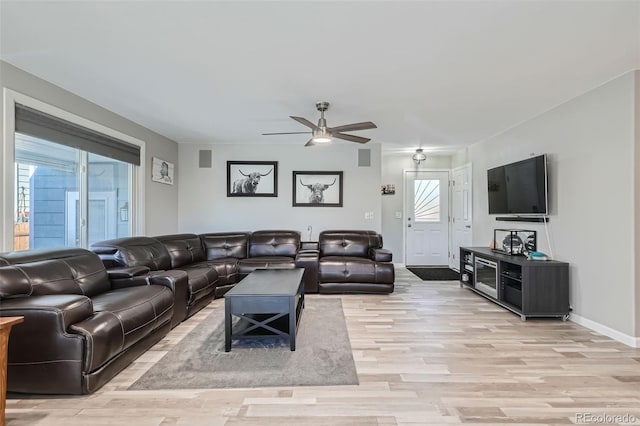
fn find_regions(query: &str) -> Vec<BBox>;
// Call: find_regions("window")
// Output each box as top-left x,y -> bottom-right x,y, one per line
414,179 -> 440,222
9,101 -> 142,251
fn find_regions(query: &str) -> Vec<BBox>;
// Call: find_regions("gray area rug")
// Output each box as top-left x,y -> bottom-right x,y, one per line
129,298 -> 359,389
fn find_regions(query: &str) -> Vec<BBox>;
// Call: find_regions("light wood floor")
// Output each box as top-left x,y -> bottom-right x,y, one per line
6,268 -> 640,425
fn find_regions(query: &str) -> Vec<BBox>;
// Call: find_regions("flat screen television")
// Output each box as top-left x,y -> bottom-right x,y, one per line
487,154 -> 548,215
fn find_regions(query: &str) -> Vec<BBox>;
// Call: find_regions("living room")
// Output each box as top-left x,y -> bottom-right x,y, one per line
1,1 -> 640,425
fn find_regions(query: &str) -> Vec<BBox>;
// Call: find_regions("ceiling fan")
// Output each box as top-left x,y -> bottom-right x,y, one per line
262,101 -> 377,146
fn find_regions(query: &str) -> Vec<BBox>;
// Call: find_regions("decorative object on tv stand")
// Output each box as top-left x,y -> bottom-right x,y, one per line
151,157 -> 174,185
227,161 -> 278,197
492,229 -> 536,255
412,148 -> 426,165
293,171 -> 343,207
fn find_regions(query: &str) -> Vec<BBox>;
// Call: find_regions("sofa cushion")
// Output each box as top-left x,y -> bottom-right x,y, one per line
200,232 -> 250,260
91,285 -> 173,350
319,233 -> 372,258
174,264 -> 217,304
319,256 -> 395,284
198,258 -> 239,286
0,266 -> 32,298
248,230 -> 300,258
91,237 -> 172,271
238,256 -> 296,275
0,248 -> 111,297
154,234 -> 205,268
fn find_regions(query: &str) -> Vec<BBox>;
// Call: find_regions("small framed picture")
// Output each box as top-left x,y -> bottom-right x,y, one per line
227,161 -> 278,197
381,184 -> 395,195
151,157 -> 174,185
293,171 -> 343,207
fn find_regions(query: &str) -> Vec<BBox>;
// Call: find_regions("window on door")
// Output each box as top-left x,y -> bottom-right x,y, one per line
13,104 -> 140,251
414,179 -> 440,222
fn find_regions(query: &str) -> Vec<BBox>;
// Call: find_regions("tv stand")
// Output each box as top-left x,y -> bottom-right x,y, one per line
459,247 -> 569,320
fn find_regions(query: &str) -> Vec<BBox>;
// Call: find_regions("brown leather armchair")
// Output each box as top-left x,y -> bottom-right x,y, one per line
317,230 -> 394,294
0,248 -> 184,395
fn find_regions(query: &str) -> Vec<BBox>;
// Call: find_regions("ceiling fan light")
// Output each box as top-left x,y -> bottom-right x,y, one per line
412,148 -> 427,164
312,129 -> 332,143
312,136 -> 332,143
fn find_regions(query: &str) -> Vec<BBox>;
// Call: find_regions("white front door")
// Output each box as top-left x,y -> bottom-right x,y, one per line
449,164 -> 473,270
405,170 -> 450,266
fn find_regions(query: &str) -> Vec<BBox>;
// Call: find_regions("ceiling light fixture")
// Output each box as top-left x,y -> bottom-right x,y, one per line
311,129 -> 332,143
412,148 -> 426,164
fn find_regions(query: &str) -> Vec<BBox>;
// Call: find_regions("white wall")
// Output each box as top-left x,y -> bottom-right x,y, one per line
635,70 -> 640,337
381,152 -> 452,263
454,71 -> 637,338
178,143 -> 382,240
0,61 -> 180,237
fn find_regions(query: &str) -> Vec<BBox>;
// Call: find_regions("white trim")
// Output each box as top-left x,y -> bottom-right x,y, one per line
393,262 -> 406,268
570,313 -> 640,348
1,88 -> 146,250
449,162 -> 473,270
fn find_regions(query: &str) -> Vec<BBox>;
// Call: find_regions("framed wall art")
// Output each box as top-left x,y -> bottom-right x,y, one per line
227,161 -> 278,197
151,157 -> 174,185
293,171 -> 343,207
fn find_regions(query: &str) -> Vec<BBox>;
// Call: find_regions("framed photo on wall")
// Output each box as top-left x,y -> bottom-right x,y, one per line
293,171 -> 343,207
227,161 -> 278,197
151,157 -> 174,185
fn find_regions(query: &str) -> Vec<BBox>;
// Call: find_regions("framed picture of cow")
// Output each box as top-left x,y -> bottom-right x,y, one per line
292,171 -> 343,207
227,161 -> 278,197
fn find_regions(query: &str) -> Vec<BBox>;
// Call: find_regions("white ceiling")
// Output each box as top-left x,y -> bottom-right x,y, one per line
1,1 -> 639,152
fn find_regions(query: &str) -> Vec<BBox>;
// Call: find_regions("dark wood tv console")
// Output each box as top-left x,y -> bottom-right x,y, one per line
459,247 -> 569,320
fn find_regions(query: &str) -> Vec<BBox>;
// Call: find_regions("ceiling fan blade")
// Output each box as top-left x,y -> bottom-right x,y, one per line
333,133 -> 371,144
304,139 -> 316,147
262,131 -> 311,135
328,121 -> 377,133
290,116 -> 320,131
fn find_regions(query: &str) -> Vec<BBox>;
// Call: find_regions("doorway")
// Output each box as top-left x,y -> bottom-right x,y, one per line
404,170 -> 450,266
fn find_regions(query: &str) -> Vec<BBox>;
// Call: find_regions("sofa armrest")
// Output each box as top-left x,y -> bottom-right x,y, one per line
147,270 -> 189,327
107,266 -> 150,279
0,294 -> 93,332
295,251 -> 319,293
0,295 -> 90,394
370,248 -> 393,262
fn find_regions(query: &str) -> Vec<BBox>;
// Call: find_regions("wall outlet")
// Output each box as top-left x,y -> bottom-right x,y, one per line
364,211 -> 374,220
395,211 -> 402,219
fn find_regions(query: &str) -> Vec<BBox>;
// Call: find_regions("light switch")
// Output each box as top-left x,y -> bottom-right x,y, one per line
395,211 -> 402,219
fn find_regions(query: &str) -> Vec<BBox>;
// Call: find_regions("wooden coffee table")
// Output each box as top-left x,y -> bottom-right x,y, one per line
224,269 -> 305,352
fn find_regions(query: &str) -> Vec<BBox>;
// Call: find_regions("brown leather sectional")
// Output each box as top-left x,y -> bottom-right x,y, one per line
0,248 -> 186,395
0,229 -> 394,395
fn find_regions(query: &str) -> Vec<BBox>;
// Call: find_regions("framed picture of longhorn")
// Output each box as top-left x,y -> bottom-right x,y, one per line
227,161 -> 278,197
292,171 -> 343,207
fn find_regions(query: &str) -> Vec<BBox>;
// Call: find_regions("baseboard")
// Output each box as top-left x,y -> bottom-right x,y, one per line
394,262 -> 406,268
570,313 -> 640,348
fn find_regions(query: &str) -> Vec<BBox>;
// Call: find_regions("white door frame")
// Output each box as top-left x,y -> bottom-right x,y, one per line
448,163 -> 473,270
403,168 -> 451,266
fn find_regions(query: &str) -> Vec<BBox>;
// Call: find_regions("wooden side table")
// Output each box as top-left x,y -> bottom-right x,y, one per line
1,317 -> 23,426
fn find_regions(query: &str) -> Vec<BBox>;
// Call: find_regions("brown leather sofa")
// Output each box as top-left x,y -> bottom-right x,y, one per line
94,230 -> 319,303
0,248 -> 186,395
201,230 -> 319,293
316,230 -> 394,294
91,235 -> 218,321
